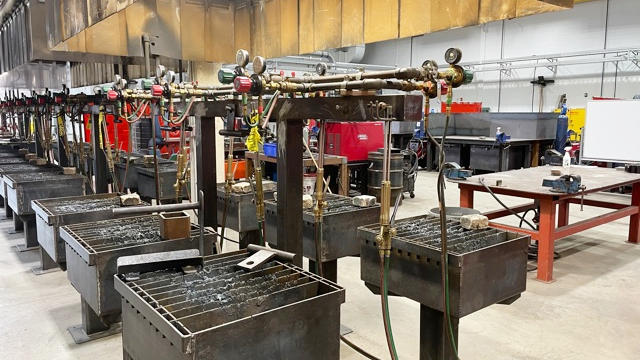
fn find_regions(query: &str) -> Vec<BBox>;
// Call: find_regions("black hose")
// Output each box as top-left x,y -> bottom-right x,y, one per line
340,336 -> 382,360
478,177 -> 538,230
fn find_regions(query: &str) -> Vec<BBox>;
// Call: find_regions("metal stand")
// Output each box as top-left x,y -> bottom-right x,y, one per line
419,305 -> 459,360
4,196 -> 12,219
68,298 -> 121,344
30,247 -> 61,275
276,118 -> 303,266
309,259 -> 338,283
239,230 -> 260,249
10,212 -> 23,232
15,214 -> 38,252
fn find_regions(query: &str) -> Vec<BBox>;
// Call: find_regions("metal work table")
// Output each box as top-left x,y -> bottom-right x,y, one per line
264,193 -> 380,282
31,193 -> 149,274
245,151 -> 349,196
61,215 -> 215,343
216,183 -> 276,248
0,164 -> 61,219
5,172 -> 86,251
450,166 -> 640,282
428,135 -> 553,173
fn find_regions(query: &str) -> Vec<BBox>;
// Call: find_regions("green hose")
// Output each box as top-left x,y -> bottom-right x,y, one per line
443,254 -> 459,358
257,221 -> 265,246
383,256 -> 399,360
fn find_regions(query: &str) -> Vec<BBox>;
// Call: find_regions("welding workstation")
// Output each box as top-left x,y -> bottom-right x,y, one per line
1,1 -> 640,359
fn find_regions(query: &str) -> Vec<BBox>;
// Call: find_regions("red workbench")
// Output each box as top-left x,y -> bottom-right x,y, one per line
450,166 -> 640,283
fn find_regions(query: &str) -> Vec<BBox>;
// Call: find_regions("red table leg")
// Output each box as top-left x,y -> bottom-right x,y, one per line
558,201 -> 570,228
537,198 -> 557,283
629,182 -> 640,244
459,186 -> 474,208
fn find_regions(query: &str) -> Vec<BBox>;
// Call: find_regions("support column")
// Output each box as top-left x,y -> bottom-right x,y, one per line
537,198 -> 557,282
276,118 -> 303,267
629,182 -> 640,244
195,116 -> 217,228
419,305 -> 459,360
459,186 -> 474,208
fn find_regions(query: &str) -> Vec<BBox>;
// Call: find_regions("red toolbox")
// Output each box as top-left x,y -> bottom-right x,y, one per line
325,122 -> 384,162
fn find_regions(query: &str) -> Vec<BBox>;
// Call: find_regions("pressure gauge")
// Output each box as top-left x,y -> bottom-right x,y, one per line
316,63 -> 328,76
444,48 -> 462,65
156,64 -> 166,79
253,56 -> 267,74
165,70 -> 176,84
236,49 -> 250,68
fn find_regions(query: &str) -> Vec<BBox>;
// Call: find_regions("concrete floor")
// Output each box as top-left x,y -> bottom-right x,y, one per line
0,171 -> 639,359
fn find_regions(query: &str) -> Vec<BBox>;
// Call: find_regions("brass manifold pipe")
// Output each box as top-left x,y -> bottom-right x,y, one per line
276,66 -> 431,84
263,78 -> 434,94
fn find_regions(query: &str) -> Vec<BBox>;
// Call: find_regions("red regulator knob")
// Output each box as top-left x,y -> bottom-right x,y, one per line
233,76 -> 252,93
151,85 -> 164,97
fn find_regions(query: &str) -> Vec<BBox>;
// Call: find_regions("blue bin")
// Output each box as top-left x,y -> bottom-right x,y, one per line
264,143 -> 277,157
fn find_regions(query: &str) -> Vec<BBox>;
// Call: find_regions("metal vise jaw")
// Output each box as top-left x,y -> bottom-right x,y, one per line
542,174 -> 582,194
443,162 -> 472,180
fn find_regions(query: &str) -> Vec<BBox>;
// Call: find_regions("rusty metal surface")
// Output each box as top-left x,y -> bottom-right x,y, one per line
115,249 -> 344,359
358,215 -> 529,318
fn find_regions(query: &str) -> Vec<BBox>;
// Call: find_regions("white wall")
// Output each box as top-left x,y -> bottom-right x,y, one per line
357,0 -> 640,112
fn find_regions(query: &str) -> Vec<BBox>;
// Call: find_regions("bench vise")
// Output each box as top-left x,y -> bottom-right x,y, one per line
444,162 -> 473,180
542,174 -> 583,194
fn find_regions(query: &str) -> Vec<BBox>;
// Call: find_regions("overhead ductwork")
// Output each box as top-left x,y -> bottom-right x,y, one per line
46,0 -> 576,62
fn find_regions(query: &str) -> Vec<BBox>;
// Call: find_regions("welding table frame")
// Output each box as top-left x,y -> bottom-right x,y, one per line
451,166 -> 640,282
244,151 -> 349,196
193,96 -> 422,268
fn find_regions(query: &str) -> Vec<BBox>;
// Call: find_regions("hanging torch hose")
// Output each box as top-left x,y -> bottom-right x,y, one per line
434,81 -> 460,359
70,105 -> 79,169
100,107 -> 119,191
312,120 -> 328,277
377,120 -> 399,360
57,108 -> 71,163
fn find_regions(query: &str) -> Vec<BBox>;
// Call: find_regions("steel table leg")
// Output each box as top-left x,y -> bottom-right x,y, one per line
12,211 -> 23,231
309,259 -> 338,283
459,187 -> 474,208
16,214 -> 39,252
68,298 -> 122,344
31,247 -> 61,275
629,182 -> 640,244
536,198 -> 557,283
4,195 -> 11,218
419,305 -> 459,360
239,230 -> 260,249
558,201 -> 570,228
